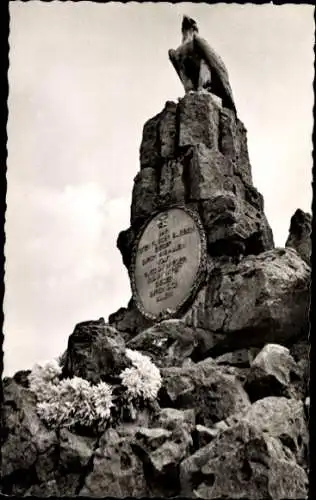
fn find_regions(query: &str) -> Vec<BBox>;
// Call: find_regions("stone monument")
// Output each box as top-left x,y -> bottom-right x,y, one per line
1,16 -> 310,500
116,17 -> 275,327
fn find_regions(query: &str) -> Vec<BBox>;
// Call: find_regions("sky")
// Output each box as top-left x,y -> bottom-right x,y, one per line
4,2 -> 314,376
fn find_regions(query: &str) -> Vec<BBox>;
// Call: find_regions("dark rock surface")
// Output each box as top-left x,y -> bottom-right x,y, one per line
240,396 -> 309,469
180,419 -> 308,499
108,300 -> 153,341
1,379 -> 59,495
113,247 -> 310,366
78,427 -> 148,497
13,369 -> 31,388
244,343 -> 306,402
184,247 -> 310,354
116,226 -> 136,270
193,424 -> 219,449
160,358 -> 251,427
131,167 -> 158,223
62,318 -> 130,383
2,356 -> 309,498
214,347 -> 260,367
126,319 -> 214,368
134,423 -> 193,497
286,208 -> 311,265
151,407 -> 196,431
58,428 -> 97,473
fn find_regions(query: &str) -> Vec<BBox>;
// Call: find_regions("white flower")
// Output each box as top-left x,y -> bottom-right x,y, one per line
91,382 -> 114,421
29,359 -> 62,386
120,349 -> 162,402
37,400 -> 60,425
28,359 -> 113,430
125,348 -> 151,365
29,359 -> 62,402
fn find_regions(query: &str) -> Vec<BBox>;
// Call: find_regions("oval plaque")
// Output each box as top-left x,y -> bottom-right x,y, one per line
130,206 -> 207,320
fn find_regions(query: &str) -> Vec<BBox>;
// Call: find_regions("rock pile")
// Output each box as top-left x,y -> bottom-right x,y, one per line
1,93 -> 310,498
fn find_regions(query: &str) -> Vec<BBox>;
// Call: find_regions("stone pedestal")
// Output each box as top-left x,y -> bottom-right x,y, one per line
115,93 -> 276,328
118,93 -> 274,274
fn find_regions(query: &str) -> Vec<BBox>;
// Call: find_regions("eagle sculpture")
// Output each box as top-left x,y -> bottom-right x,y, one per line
168,15 -> 236,114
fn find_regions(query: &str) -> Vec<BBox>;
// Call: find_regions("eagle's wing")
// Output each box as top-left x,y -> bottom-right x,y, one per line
169,48 -> 196,93
193,34 -> 236,113
168,49 -> 183,85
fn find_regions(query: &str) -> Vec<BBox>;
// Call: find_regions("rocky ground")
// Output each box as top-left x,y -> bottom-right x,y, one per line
1,256 -> 310,498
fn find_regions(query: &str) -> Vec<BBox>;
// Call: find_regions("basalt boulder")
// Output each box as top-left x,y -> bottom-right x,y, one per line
244,343 -> 306,402
108,300 -> 153,341
134,424 -> 193,497
179,419 -> 308,499
286,208 -> 311,266
62,318 -> 130,384
159,357 -> 251,427
126,319 -> 215,368
184,247 -> 310,355
1,379 -> 59,496
78,427 -> 149,497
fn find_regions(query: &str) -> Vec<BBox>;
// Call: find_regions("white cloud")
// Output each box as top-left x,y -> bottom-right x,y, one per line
4,181 -> 131,375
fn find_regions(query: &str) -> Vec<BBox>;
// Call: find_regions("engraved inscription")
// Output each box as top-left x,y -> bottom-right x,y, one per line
132,207 -> 206,318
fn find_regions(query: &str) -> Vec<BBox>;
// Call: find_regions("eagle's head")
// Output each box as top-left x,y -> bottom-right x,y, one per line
182,15 -> 199,35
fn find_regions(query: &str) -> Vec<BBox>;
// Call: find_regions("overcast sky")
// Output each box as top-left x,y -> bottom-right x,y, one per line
5,2 -> 314,376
